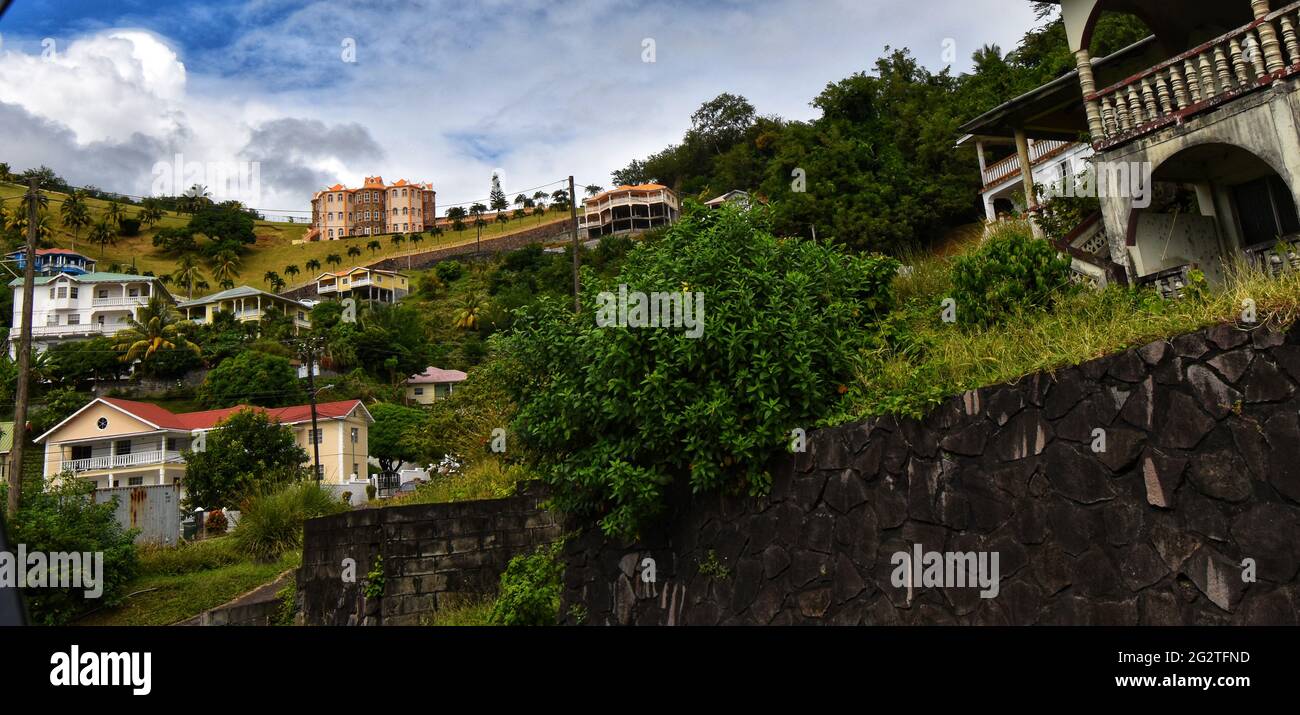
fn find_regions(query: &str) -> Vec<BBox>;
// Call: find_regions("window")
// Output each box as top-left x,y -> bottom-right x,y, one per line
166,438 -> 179,451
128,288 -> 139,297
308,429 -> 323,444
70,287 -> 78,299
350,427 -> 359,443
141,285 -> 150,296
56,286 -> 67,298
67,314 -> 80,325
49,287 -> 56,299
413,387 -> 424,396
127,476 -> 144,486
114,440 -> 132,455
71,445 -> 92,460
298,311 -> 306,320
96,417 -> 108,430
402,207 -> 408,215
353,463 -> 359,477
98,289 -> 108,299
46,315 -> 57,326
328,229 -> 334,238
328,194 -> 334,202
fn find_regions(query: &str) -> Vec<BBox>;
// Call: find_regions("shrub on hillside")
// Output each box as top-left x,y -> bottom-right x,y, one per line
435,260 -> 463,283
950,221 -> 1073,327
509,203 -> 898,537
9,476 -> 138,625
199,350 -> 301,407
230,482 -> 348,561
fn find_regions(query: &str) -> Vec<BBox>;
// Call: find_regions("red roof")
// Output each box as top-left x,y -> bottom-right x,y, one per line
100,397 -> 366,430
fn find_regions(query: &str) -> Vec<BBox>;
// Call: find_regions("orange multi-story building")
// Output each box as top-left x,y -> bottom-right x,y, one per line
308,176 -> 436,241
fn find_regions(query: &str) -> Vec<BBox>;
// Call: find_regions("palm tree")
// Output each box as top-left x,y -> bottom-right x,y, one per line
409,233 -> 423,250
512,207 -> 528,221
514,193 -> 528,210
89,219 -> 116,257
469,203 -> 487,254
194,279 -> 211,294
60,191 -> 91,251
325,253 -> 342,269
138,198 -> 165,229
219,279 -> 235,290
269,275 -> 286,293
585,184 -> 603,197
447,206 -> 467,233
366,239 -> 381,255
209,250 -> 241,286
105,201 -> 126,229
496,212 -> 509,227
306,258 -> 322,273
390,234 -> 405,251
158,274 -> 173,287
284,264 -> 300,281
113,294 -> 201,365
347,245 -> 362,259
263,270 -> 280,289
430,226 -> 444,241
172,254 -> 204,299
183,184 -> 211,214
453,293 -> 486,330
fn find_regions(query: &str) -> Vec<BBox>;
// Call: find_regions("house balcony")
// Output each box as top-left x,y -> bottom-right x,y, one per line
28,323 -> 113,337
1087,1 -> 1300,151
62,450 -> 184,474
980,139 -> 1074,188
92,295 -> 149,308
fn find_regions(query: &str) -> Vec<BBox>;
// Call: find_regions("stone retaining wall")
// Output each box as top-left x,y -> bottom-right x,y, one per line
298,488 -> 561,625
560,322 -> 1300,625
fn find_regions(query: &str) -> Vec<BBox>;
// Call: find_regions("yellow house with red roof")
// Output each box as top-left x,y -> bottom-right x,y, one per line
35,397 -> 373,492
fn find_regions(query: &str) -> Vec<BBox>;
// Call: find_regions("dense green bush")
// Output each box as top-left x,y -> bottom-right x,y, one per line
199,350 -> 301,407
509,203 -> 898,537
434,260 -> 463,283
230,482 -> 348,561
489,542 -> 563,626
950,222 -> 1073,326
9,476 -> 138,625
182,408 -> 310,510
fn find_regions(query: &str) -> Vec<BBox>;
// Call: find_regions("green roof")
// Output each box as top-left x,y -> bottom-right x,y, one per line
178,285 -> 301,308
8,272 -> 160,287
0,421 -> 13,454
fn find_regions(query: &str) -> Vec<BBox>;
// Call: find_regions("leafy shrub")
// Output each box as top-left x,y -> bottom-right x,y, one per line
1033,171 -> 1101,243
392,459 -> 530,506
200,350 -> 302,407
510,204 -> 897,537
435,260 -> 463,283
203,509 -> 228,535
489,542 -> 563,626
230,482 -> 348,561
950,221 -> 1072,326
117,217 -> 142,237
9,476 -> 138,625
274,581 -> 297,626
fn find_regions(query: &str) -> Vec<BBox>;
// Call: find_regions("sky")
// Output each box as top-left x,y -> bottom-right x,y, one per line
0,0 -> 1043,221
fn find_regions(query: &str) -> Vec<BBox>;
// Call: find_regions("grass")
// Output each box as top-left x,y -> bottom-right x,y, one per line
422,597 -> 496,626
842,228 -> 1300,421
76,548 -> 301,626
387,458 -> 532,507
1,180 -> 572,297
135,535 -> 245,575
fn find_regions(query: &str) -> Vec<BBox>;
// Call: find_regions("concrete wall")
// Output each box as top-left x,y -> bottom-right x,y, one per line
560,321 -> 1300,625
297,487 -> 561,625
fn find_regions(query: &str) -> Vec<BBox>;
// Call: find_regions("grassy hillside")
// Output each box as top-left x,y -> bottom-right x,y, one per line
0,181 -> 572,297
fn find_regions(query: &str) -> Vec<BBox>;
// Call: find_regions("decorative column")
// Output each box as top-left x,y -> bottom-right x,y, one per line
1075,48 -> 1106,140
1253,0 -> 1287,74
1015,128 -> 1045,238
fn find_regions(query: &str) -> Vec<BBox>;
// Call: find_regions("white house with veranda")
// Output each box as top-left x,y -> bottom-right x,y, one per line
7,272 -> 172,358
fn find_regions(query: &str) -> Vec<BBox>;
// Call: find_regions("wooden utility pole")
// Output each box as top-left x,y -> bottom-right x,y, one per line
569,176 -> 580,312
301,336 -> 323,484
8,179 -> 38,518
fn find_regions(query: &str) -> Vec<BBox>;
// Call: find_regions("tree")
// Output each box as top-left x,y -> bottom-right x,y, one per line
189,203 -> 256,245
209,250 -> 241,287
284,264 -> 300,281
490,173 -> 508,214
687,92 -> 757,155
366,239 -> 381,255
549,189 -> 570,211
347,245 -> 361,259
113,294 -> 201,367
88,219 -> 116,257
182,184 -> 212,214
611,159 -> 651,186
263,270 -> 280,288
514,193 -> 528,209
181,408 -> 311,510
453,292 -> 486,330
409,233 -> 423,250
305,258 -> 321,273
138,198 -> 165,229
172,254 -> 204,299
104,201 -> 126,228
200,350 -> 301,407
447,206 -> 467,232
45,337 -> 127,388
325,253 -> 342,269
368,402 -> 427,473
585,184 -> 603,197
59,191 -> 91,251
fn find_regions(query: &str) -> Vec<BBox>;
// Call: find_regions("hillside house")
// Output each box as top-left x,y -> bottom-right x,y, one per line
7,272 -> 171,357
5,248 -> 97,276
961,0 -> 1300,296
178,285 -> 311,334
315,266 -> 409,303
405,366 -> 467,405
579,184 -> 681,239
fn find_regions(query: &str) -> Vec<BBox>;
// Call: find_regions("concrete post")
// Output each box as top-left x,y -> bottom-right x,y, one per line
1253,0 -> 1287,74
1075,49 -> 1106,140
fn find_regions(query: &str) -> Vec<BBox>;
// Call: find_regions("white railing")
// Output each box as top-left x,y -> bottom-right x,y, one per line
981,139 -> 1073,187
92,295 -> 148,307
1090,1 -> 1300,148
28,323 -> 111,336
62,450 -> 183,473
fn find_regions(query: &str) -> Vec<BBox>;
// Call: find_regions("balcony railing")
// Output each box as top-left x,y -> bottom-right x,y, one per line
1136,264 -> 1195,300
1244,237 -> 1300,275
1089,1 -> 1300,149
62,450 -> 183,473
92,295 -> 149,307
28,323 -> 112,336
980,140 -> 1074,187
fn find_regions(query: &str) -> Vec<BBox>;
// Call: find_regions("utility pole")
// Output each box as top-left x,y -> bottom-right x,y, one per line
569,175 -> 580,312
8,179 -> 38,518
301,336 -> 323,484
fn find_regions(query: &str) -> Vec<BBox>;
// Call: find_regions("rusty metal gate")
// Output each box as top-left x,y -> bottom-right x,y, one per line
94,484 -> 181,545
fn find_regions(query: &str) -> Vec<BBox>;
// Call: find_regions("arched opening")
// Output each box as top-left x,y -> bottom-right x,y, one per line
992,198 -> 1016,218
1127,143 -> 1299,284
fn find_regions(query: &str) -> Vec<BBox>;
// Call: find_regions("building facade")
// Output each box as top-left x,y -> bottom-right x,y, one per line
315,266 -> 409,303
580,184 -> 680,239
36,398 -> 373,494
178,285 -> 311,333
308,175 -> 436,241
7,272 -> 171,357
405,366 -> 468,405
6,248 -> 97,276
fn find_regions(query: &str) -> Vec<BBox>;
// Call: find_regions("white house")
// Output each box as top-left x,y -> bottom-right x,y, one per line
7,272 -> 172,357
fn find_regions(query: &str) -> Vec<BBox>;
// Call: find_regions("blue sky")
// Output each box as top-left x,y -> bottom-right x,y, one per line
0,0 -> 1043,218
